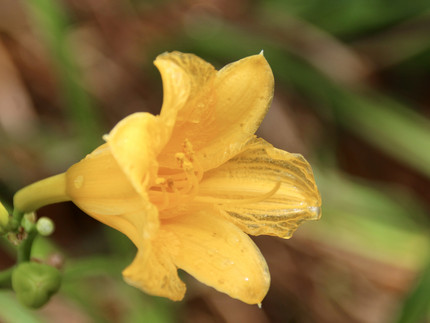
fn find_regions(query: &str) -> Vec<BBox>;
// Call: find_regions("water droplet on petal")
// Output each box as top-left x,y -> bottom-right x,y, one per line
74,175 -> 84,189
308,206 -> 321,219
213,257 -> 235,271
226,235 -> 240,246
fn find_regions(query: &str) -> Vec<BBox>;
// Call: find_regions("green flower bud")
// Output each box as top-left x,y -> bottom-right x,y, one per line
12,262 -> 62,309
36,217 -> 55,236
0,202 -> 9,233
21,213 -> 36,233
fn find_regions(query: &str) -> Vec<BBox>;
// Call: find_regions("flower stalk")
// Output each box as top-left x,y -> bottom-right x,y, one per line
14,173 -> 69,214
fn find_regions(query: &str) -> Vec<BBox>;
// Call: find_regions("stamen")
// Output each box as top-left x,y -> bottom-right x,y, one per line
151,139 -> 202,212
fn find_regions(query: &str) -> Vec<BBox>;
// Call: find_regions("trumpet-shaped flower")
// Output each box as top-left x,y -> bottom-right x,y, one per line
14,52 -> 321,304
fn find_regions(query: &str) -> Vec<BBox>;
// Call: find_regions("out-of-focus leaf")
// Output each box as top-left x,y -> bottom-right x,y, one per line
23,0 -> 102,154
171,22 -> 430,182
395,257 -> 430,323
0,291 -> 44,323
263,0 -> 430,38
307,169 -> 430,267
61,256 -> 177,323
122,286 -> 177,323
61,257 -> 124,322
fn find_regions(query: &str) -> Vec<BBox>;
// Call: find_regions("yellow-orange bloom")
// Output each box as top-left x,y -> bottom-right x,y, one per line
15,52 -> 321,304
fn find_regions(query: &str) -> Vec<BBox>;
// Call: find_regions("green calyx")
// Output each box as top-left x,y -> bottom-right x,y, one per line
12,262 -> 62,309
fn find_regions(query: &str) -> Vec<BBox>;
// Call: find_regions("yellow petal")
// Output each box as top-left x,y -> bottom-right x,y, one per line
155,51 -> 215,129
104,112 -> 168,195
66,143 -> 159,243
66,144 -> 137,207
197,139 -> 321,239
122,236 -> 186,301
163,207 -> 270,304
155,52 -> 274,171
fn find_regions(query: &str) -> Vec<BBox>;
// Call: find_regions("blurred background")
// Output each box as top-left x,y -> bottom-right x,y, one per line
0,0 -> 430,322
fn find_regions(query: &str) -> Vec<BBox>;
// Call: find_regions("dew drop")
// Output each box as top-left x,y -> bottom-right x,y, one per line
213,258 -> 235,271
226,235 -> 240,246
308,206 -> 321,219
74,175 -> 84,189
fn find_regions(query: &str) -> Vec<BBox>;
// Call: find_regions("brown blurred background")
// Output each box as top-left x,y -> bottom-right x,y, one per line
1,0 -> 430,322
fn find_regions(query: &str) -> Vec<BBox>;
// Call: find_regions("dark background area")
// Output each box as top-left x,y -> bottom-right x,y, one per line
0,0 -> 429,322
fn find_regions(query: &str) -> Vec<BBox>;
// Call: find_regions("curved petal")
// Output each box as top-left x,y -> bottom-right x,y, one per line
155,51 -> 216,129
104,112 -> 168,196
163,207 -> 270,304
196,139 -> 322,239
156,52 -> 274,171
66,143 -> 159,243
122,237 -> 186,301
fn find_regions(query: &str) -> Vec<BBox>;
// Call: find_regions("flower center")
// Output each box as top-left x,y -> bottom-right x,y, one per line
149,139 -> 202,215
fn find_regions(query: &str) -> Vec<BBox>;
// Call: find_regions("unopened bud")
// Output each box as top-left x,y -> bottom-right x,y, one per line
21,213 -> 36,232
36,217 -> 55,236
0,202 -> 9,232
12,262 -> 62,309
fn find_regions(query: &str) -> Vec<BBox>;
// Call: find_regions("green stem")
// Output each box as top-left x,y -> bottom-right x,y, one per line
9,209 -> 24,232
13,173 -> 70,214
17,230 -> 38,263
0,267 -> 14,288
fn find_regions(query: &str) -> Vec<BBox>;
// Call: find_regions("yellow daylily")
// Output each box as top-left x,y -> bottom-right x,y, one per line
14,51 -> 321,304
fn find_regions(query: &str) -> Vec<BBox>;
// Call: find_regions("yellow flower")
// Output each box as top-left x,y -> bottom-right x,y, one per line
14,52 -> 321,304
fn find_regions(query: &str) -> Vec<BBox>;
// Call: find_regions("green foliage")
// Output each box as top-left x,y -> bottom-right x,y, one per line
24,0 -> 103,155
395,257 -> 430,323
264,0 -> 430,37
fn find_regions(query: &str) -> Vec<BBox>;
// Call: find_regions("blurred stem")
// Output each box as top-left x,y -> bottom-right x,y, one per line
0,267 -> 13,288
24,0 -> 102,154
17,230 -> 38,263
9,209 -> 24,232
0,230 -> 38,288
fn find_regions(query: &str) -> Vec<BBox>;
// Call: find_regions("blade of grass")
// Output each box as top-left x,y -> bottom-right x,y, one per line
23,0 -> 102,154
262,0 -> 430,39
308,169 -> 430,266
394,256 -> 430,323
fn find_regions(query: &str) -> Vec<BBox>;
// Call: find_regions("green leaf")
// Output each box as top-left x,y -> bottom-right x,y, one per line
23,0 -> 103,154
395,257 -> 430,323
0,291 -> 44,323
